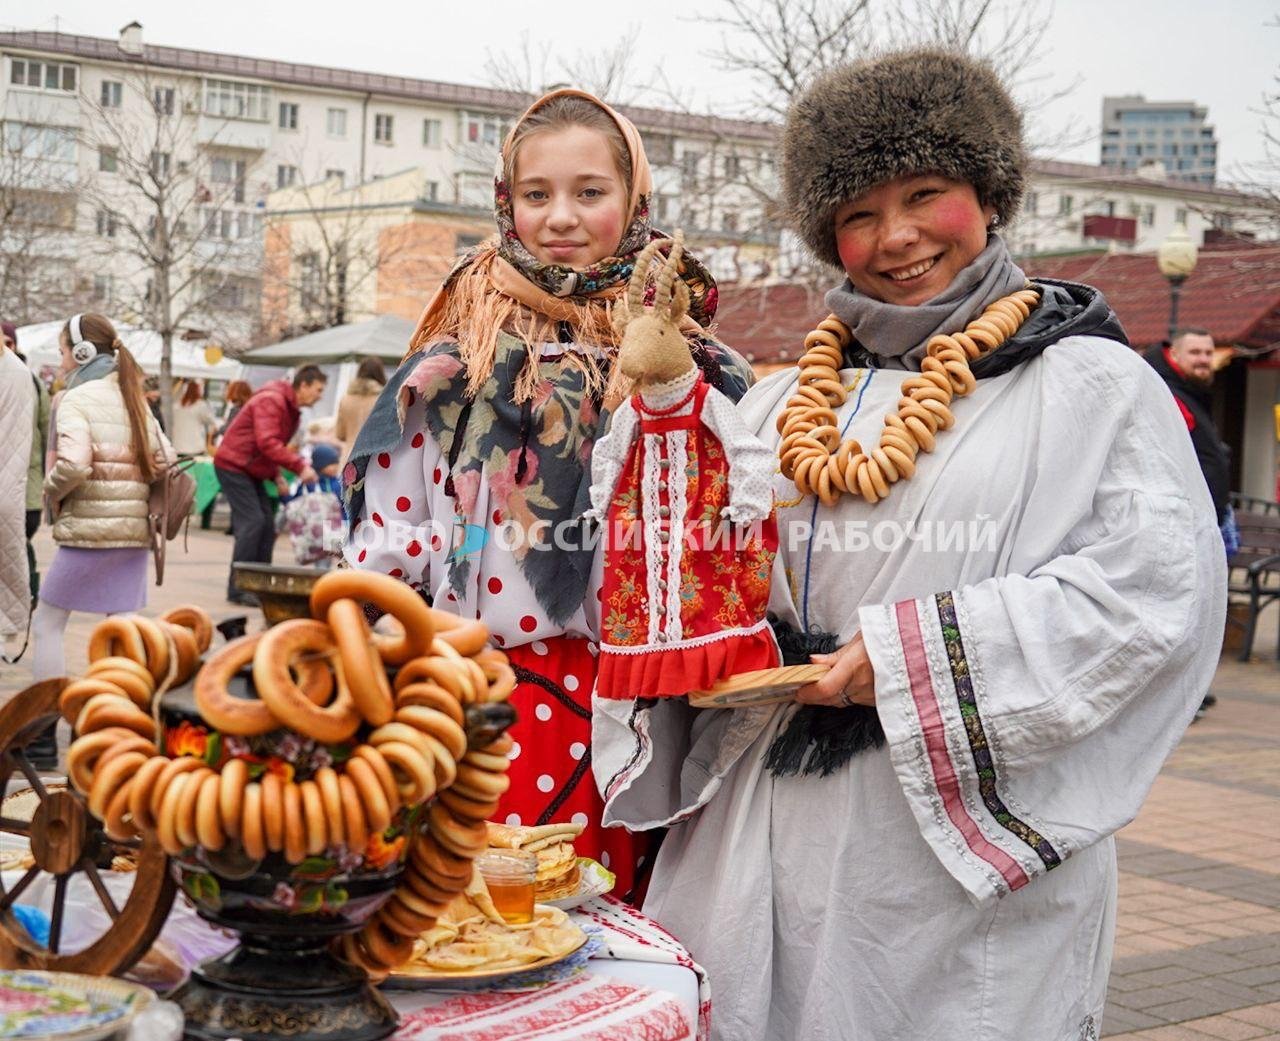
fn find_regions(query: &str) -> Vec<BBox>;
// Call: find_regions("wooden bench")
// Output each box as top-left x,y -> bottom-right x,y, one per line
1227,493 -> 1280,661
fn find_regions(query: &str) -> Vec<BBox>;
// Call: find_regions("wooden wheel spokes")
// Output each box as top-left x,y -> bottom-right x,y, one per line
0,678 -> 176,974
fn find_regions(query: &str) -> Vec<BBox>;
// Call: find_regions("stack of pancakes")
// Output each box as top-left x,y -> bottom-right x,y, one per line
486,821 -> 585,901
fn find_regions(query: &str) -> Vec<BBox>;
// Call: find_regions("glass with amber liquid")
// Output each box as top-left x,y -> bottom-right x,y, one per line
476,849 -> 538,924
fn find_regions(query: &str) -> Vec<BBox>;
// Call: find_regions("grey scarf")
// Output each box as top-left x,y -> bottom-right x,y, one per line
824,235 -> 1027,370
64,353 -> 116,390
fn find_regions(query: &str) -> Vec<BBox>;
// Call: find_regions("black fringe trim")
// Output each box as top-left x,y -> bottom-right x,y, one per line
763,619 -> 885,778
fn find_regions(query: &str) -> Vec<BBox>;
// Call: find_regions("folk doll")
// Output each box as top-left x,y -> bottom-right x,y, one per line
588,232 -> 779,699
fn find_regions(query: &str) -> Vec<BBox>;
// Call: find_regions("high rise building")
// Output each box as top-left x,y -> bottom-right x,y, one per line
1100,95 -> 1217,185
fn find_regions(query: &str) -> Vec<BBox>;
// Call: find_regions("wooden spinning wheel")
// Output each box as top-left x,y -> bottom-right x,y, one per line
0,678 -> 175,974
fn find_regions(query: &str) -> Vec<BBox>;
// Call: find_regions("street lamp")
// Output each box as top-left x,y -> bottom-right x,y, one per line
1156,224 -> 1199,341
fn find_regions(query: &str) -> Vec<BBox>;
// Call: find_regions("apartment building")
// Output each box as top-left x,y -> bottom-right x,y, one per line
1100,95 -> 1217,184
0,24 -> 776,344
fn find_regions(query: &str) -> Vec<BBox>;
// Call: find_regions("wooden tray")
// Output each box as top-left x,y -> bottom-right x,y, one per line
689,663 -> 829,709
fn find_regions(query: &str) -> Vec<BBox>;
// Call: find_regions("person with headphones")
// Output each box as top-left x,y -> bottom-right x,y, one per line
28,312 -> 175,770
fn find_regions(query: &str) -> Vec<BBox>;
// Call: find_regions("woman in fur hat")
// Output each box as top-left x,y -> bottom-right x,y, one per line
344,88 -> 751,901
594,49 -> 1225,1038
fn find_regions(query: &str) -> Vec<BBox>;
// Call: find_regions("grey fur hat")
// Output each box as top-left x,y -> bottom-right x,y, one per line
781,47 -> 1027,269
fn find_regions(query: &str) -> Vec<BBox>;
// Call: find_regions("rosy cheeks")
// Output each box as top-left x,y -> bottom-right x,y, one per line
927,196 -> 988,243
835,226 -> 874,277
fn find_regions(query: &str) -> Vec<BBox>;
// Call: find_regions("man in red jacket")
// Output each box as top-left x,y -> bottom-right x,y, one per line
214,365 -> 325,604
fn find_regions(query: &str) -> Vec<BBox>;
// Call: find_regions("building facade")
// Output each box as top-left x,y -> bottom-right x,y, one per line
1100,95 -> 1218,184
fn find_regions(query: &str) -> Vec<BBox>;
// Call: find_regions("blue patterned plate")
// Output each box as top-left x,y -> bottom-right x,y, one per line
0,970 -> 153,1041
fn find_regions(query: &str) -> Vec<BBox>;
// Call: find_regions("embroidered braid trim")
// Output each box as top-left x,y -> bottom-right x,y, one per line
777,287 -> 1041,505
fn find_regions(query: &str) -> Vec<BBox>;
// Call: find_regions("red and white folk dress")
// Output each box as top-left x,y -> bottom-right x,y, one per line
588,369 -> 779,698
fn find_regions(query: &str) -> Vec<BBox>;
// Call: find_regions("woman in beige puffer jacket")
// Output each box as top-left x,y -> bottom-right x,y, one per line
31,313 -> 175,722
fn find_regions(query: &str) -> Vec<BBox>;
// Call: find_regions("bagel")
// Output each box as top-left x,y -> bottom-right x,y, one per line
323,600 -> 394,726
298,779 -> 328,856
426,802 -> 486,859
395,705 -> 466,762
282,780 -> 306,864
344,755 -> 391,834
88,749 -> 148,820
350,745 -> 402,817
372,740 -> 436,804
253,620 -> 360,744
96,733 -> 161,775
478,661 -> 517,704
400,655 -> 471,704
196,772 -> 226,852
130,615 -> 172,686
461,747 -> 511,773
196,634 -> 271,735
157,771 -> 195,855
377,896 -> 437,938
87,616 -> 146,667
358,920 -> 414,970
127,754 -> 173,832
76,694 -> 156,740
437,786 -> 499,824
66,727 -> 145,794
391,885 -> 449,920
453,762 -> 511,799
429,612 -> 488,657
310,570 -> 435,666
218,757 -> 248,840
418,731 -> 457,790
314,767 -> 345,849
401,863 -> 458,905
336,774 -> 368,855
240,782 -> 266,860
161,605 -> 214,653
59,677 -> 129,725
103,776 -> 140,842
261,772 -> 285,854
161,621 -> 201,686
175,766 -> 213,849
82,667 -> 153,711
410,833 -> 473,885
393,681 -> 465,727
367,721 -> 434,760
148,756 -> 206,821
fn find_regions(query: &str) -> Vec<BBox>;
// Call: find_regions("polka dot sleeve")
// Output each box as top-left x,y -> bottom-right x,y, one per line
344,393 -> 441,591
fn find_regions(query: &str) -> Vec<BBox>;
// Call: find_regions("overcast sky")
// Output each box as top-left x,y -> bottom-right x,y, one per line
8,0 -> 1278,185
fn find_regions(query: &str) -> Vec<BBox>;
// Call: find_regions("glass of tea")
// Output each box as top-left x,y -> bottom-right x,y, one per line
476,849 -> 538,924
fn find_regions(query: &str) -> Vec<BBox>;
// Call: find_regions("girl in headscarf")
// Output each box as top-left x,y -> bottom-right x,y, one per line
344,89 -> 752,900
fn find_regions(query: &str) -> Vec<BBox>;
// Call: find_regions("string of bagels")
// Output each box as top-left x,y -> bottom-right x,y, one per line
780,287 -> 1041,505
61,569 -> 517,977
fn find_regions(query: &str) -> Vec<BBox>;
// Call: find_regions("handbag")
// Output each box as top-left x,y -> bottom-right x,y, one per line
148,457 -> 196,585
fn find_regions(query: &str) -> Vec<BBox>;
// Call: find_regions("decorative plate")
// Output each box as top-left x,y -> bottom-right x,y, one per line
688,663 -> 829,708
385,929 -> 589,990
0,969 -> 153,1041
544,858 -> 615,911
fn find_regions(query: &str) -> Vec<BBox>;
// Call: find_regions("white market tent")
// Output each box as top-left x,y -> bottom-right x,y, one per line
237,314 -> 415,367
16,320 -> 245,382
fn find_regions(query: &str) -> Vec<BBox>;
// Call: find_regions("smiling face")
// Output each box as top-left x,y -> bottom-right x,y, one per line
833,175 -> 996,306
512,125 -> 629,269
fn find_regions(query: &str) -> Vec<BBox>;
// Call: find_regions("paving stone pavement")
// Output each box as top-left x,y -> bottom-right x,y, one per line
2,526 -> 1278,1037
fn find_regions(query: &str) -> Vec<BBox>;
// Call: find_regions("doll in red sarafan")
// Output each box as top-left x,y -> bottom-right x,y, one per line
587,232 -> 779,699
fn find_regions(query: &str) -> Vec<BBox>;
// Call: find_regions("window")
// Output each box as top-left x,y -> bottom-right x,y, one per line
203,79 -> 270,121
201,208 -> 262,240
211,156 -> 247,203
643,133 -> 674,165
374,113 -> 394,144
204,277 -> 247,309
656,195 -> 677,223
455,232 -> 485,256
100,80 -> 122,108
95,209 -> 118,238
151,151 -> 171,180
422,118 -> 441,147
299,252 -> 323,309
681,152 -> 701,179
462,111 -> 506,147
723,155 -> 741,179
9,58 -> 77,92
326,108 -> 347,137
4,123 -> 76,163
276,164 -> 298,189
1175,207 -> 1188,225
91,274 -> 113,304
98,146 -> 118,173
1025,191 -> 1039,215
153,87 -> 175,115
278,102 -> 299,130
423,180 -> 438,202
757,155 -> 775,178
325,168 -> 345,185
1058,194 -> 1073,216
721,211 -> 739,233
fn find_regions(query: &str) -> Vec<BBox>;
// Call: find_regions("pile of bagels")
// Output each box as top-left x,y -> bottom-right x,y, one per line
62,569 -> 517,978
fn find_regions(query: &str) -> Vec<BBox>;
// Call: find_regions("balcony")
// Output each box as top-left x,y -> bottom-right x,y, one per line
1082,215 -> 1137,243
195,115 -> 271,152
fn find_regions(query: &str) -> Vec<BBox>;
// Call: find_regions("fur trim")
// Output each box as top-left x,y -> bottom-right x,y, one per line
781,47 -> 1027,268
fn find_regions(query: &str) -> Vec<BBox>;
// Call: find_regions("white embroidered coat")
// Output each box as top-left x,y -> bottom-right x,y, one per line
592,337 -> 1226,1041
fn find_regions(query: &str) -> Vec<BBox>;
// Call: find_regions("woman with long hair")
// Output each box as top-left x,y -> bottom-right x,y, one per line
345,89 -> 752,900
170,377 -> 217,457
29,312 -> 175,767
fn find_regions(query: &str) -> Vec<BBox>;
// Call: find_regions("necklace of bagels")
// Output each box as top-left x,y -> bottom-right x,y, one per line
779,286 -> 1041,505
61,570 -> 517,978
